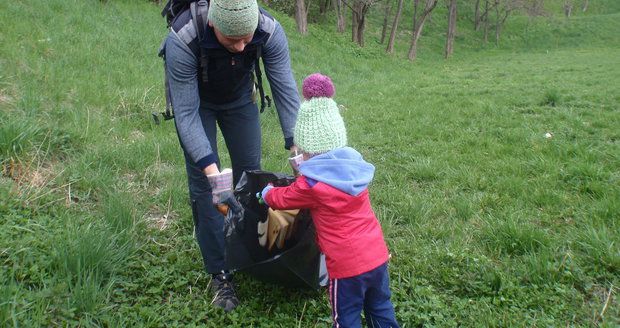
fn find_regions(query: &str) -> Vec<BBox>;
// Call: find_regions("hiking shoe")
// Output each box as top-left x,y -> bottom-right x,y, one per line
209,273 -> 239,312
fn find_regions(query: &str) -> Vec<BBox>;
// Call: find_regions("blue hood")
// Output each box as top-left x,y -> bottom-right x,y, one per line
299,147 -> 375,196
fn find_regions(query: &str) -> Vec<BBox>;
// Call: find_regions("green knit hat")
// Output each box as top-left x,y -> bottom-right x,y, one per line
294,74 -> 347,154
208,0 -> 259,37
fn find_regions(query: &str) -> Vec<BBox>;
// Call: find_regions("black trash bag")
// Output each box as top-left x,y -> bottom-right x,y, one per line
224,170 -> 327,289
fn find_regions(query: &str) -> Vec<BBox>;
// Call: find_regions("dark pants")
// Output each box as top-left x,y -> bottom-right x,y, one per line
179,102 -> 261,274
328,262 -> 399,328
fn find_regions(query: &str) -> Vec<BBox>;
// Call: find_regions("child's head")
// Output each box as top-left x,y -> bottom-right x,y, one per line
294,73 -> 347,156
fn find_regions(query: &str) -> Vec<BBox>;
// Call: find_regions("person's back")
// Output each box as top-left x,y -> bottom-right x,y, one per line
261,74 -> 399,327
268,146 -> 389,279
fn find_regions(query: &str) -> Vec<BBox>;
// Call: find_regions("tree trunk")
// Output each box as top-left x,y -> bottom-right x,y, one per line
351,6 -> 358,42
386,0 -> 404,53
495,5 -> 511,46
474,0 -> 481,31
564,0 -> 573,17
445,0 -> 457,59
320,0 -> 329,14
344,0 -> 374,46
335,0 -> 345,33
582,0 -> 589,12
483,0 -> 489,43
408,0 -> 438,61
295,0 -> 309,34
494,0 -> 500,46
351,0 -> 367,46
380,0 -> 393,44
356,7 -> 367,47
412,0 -> 420,37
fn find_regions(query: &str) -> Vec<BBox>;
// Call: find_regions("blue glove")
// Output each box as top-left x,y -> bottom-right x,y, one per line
257,184 -> 274,207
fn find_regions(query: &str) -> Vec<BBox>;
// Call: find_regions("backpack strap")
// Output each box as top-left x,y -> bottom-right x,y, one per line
190,0 -> 209,41
254,44 -> 271,113
190,0 -> 211,83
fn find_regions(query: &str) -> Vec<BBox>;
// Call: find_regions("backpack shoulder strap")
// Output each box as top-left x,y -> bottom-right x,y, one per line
254,10 -> 276,113
190,0 -> 210,83
254,43 -> 270,113
190,0 -> 209,42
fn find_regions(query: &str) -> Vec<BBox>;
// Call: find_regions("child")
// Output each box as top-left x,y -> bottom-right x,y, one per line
260,74 -> 399,328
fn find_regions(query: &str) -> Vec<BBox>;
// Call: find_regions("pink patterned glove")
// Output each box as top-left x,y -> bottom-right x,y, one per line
207,168 -> 233,204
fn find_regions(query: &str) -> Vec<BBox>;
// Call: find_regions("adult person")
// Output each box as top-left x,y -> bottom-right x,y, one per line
161,0 -> 300,312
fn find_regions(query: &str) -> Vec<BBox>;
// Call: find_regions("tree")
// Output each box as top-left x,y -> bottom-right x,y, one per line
564,0 -> 573,17
386,0 -> 404,53
295,0 -> 311,34
582,0 -> 589,12
483,0 -> 489,43
493,0 -> 520,46
320,0 -> 331,15
408,0 -> 439,61
474,0 -> 481,30
342,0 -> 377,47
334,0 -> 346,32
445,0 -> 457,58
475,0 -> 498,40
380,0 -> 394,44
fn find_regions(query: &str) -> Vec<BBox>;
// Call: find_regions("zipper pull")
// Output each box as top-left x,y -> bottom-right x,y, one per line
231,58 -> 236,66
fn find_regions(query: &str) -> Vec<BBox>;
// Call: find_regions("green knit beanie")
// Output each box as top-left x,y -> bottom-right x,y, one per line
294,74 -> 347,154
208,0 -> 259,37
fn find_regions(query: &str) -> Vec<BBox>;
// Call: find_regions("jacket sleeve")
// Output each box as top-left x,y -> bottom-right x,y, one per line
164,31 -> 217,169
262,21 -> 300,150
264,177 -> 317,210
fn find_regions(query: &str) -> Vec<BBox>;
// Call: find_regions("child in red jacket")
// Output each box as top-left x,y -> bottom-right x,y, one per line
260,74 -> 399,328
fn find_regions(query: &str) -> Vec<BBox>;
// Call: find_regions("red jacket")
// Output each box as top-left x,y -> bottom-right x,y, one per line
265,175 -> 389,279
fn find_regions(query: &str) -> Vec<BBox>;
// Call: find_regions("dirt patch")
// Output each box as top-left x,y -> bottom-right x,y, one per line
2,159 -> 56,189
0,91 -> 12,105
129,130 -> 145,143
145,211 -> 176,231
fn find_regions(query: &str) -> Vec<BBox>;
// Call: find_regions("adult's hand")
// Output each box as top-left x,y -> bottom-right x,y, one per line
207,168 -> 232,204
218,190 -> 245,237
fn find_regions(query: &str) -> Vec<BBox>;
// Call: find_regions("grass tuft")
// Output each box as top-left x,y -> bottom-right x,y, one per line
575,226 -> 620,277
480,217 -> 551,256
51,221 -> 135,286
540,88 -> 561,107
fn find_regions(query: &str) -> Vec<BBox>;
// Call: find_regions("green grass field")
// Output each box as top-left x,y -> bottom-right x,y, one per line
1,0 -> 618,326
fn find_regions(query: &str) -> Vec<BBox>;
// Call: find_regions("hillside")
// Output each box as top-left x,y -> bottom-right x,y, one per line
1,0 -> 618,326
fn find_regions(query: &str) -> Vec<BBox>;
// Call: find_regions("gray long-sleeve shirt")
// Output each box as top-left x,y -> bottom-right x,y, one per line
164,17 -> 300,169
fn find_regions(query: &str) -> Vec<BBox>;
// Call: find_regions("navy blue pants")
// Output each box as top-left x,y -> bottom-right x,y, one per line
179,102 -> 261,274
328,262 -> 399,328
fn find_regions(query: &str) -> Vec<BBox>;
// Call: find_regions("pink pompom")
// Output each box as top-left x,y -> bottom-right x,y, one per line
302,73 -> 335,100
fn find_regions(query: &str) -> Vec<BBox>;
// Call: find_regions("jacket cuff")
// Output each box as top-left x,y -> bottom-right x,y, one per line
196,153 -> 218,171
284,137 -> 294,150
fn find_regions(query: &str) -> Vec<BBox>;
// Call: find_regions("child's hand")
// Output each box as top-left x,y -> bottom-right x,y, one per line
257,184 -> 274,207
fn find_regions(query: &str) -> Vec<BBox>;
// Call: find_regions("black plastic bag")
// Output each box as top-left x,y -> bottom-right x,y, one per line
225,170 -> 327,289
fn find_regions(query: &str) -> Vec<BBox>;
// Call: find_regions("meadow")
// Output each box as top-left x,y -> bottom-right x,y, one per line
1,0 -> 618,326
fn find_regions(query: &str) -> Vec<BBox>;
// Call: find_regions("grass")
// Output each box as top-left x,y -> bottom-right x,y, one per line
1,0 -> 619,326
